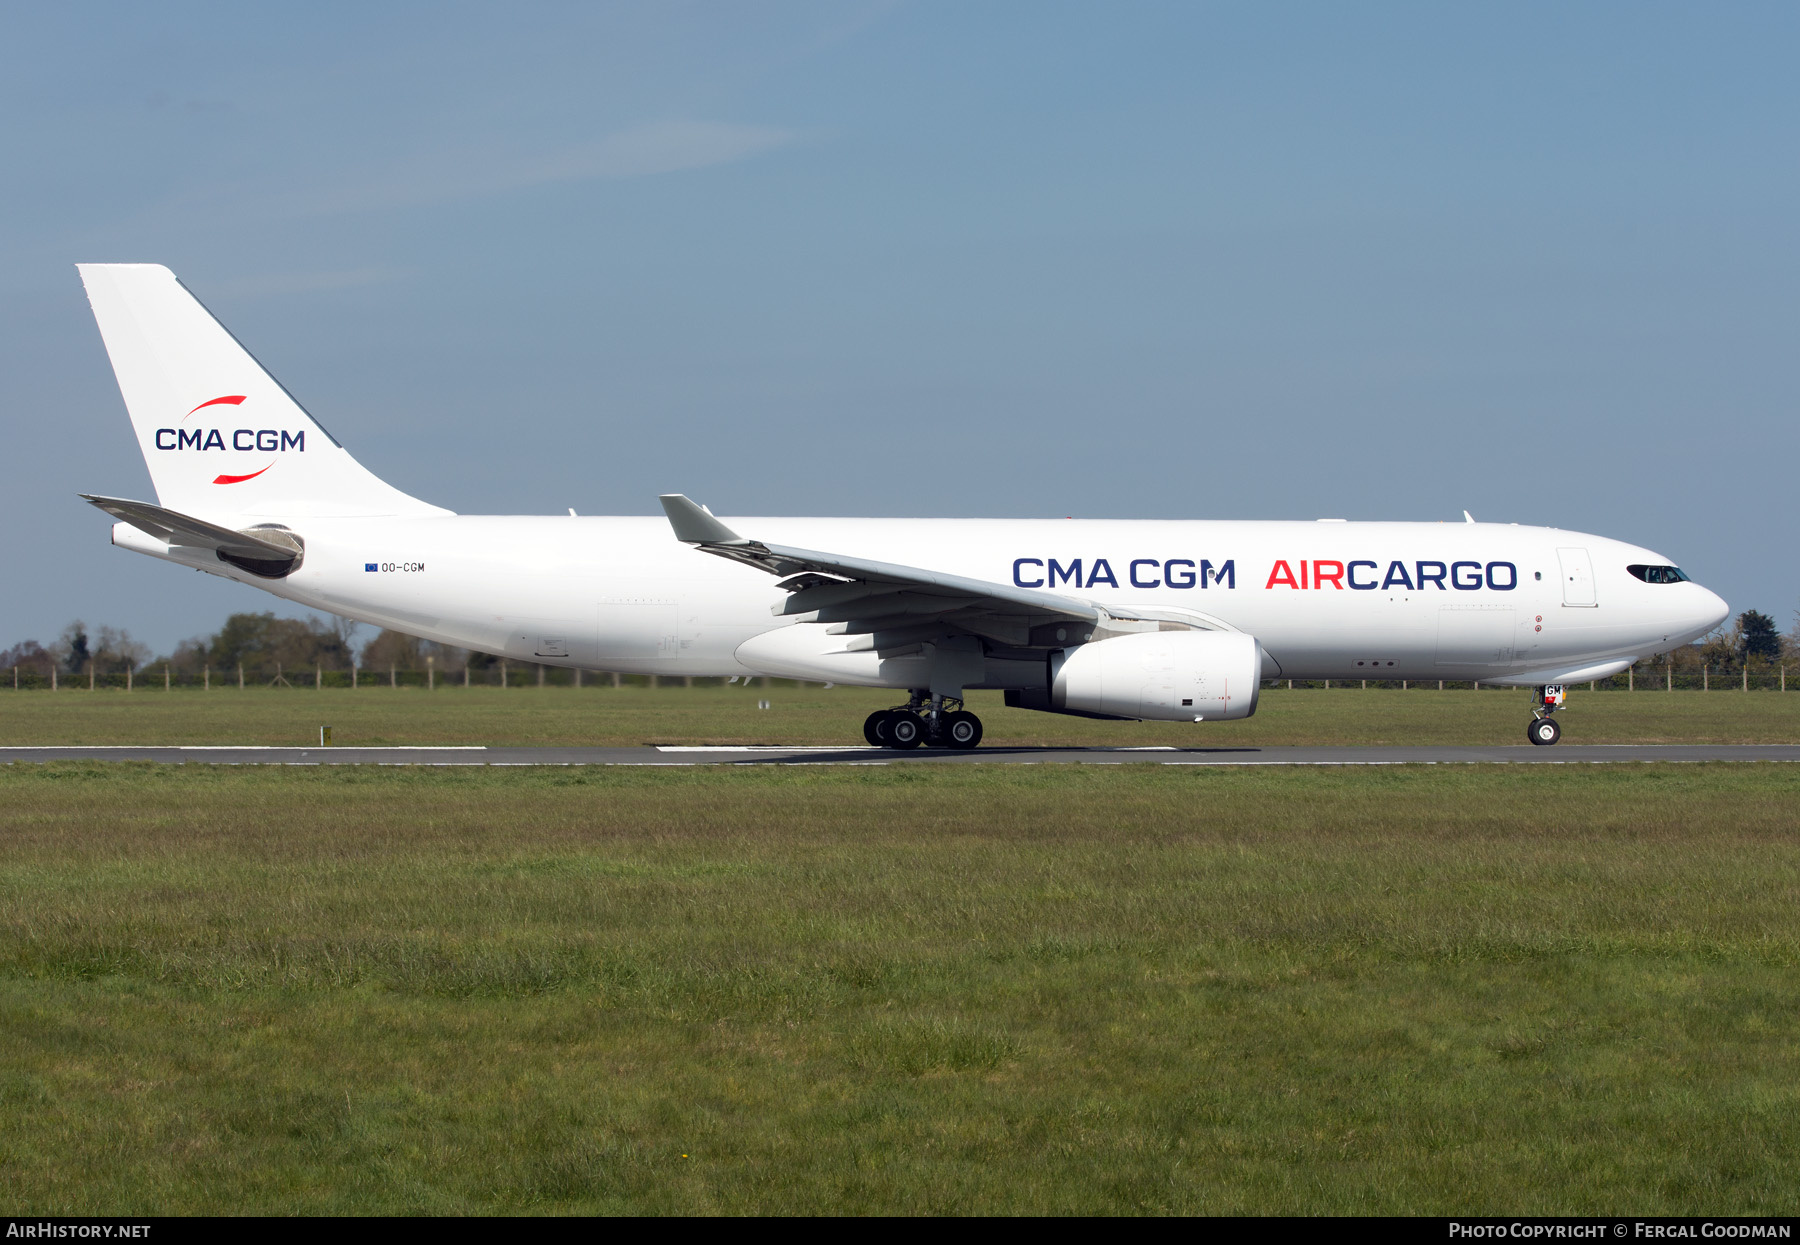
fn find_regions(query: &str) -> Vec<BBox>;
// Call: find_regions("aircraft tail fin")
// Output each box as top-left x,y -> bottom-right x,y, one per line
77,263 -> 450,520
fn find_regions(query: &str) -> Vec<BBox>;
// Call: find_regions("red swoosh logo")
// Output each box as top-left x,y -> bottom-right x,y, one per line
213,463 -> 272,485
186,394 -> 246,420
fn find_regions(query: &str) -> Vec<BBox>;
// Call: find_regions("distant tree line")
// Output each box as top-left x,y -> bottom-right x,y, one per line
1686,610 -> 1784,672
1,613 -> 504,676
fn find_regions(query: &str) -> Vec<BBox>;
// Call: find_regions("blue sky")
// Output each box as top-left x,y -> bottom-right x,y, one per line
4,1 -> 1796,655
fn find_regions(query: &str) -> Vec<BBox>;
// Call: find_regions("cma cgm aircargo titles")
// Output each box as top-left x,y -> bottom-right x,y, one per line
75,264 -> 1729,749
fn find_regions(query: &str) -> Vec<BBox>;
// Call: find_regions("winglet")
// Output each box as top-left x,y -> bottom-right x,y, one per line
659,494 -> 746,545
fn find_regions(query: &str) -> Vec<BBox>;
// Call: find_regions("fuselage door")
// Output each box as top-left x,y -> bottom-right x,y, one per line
597,598 -> 678,664
1556,547 -> 1597,607
1436,606 -> 1518,668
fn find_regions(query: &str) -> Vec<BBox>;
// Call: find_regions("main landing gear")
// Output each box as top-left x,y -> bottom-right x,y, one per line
863,693 -> 984,750
1528,684 -> 1565,746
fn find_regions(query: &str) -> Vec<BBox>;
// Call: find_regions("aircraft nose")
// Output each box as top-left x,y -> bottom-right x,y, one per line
1694,585 -> 1730,634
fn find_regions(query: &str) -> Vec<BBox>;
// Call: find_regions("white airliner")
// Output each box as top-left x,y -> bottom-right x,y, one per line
75,263 -> 1729,748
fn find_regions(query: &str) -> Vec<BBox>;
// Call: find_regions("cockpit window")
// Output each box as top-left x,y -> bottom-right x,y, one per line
1626,564 -> 1689,584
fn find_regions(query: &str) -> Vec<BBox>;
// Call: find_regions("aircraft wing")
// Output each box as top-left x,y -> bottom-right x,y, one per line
80,493 -> 301,560
660,493 -> 1104,650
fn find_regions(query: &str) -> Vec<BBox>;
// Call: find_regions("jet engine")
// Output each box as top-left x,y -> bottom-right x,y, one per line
1045,629 -> 1261,722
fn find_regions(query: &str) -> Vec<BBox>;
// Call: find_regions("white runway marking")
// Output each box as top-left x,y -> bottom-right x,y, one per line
657,745 -> 878,753
0,744 -> 490,751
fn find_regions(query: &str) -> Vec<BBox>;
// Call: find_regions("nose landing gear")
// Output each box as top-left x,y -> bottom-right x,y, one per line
1528,684 -> 1565,746
863,693 -> 984,750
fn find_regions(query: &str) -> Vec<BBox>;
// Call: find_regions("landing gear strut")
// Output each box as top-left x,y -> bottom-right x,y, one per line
865,693 -> 983,750
1528,684 -> 1565,746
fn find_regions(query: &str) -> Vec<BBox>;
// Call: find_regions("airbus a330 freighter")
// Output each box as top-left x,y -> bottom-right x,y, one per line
75,264 -> 1730,748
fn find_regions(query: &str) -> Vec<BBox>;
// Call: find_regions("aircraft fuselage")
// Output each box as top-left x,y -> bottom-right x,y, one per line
113,513 -> 1728,688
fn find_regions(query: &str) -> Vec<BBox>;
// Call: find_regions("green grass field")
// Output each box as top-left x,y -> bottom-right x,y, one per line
3,758 -> 1800,1214
3,683 -> 1799,746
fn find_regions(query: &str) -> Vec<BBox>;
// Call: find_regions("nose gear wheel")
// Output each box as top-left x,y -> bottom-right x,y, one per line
1527,684 -> 1565,746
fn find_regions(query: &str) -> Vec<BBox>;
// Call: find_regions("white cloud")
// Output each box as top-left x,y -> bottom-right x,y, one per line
298,120 -> 799,215
530,120 -> 798,181
204,266 -> 409,299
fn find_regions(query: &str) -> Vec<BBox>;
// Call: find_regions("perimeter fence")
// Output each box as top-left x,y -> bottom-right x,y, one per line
3,663 -> 1793,693
0,663 -> 802,692
1270,669 -> 1792,692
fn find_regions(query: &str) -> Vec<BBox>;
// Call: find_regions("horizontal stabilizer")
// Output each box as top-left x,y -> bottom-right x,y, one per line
80,493 -> 299,560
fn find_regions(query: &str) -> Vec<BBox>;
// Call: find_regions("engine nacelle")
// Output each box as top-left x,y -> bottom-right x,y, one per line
1050,630 -> 1261,722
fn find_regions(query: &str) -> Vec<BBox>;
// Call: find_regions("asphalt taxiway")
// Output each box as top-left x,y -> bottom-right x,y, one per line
3,744 -> 1798,766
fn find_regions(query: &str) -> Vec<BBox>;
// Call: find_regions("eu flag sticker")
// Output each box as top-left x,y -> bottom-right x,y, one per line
365,563 -> 378,572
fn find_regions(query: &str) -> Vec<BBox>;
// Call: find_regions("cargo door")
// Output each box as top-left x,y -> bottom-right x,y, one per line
677,599 -> 703,657
596,598 -> 678,663
497,609 -> 597,666
1436,606 -> 1518,668
1556,547 -> 1597,607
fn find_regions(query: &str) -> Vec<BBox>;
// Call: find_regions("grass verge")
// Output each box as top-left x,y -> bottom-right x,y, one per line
2,762 -> 1798,1213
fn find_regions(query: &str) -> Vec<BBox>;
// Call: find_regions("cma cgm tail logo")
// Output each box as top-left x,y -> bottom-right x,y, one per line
151,396 -> 306,485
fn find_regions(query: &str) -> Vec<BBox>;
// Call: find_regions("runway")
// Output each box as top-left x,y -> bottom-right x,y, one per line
4,744 -> 1799,766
